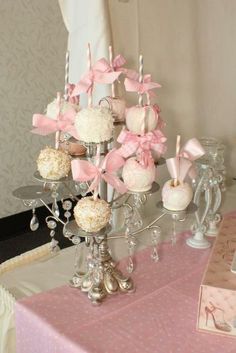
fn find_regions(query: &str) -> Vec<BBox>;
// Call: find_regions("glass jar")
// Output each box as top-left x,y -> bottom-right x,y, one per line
198,137 -> 226,192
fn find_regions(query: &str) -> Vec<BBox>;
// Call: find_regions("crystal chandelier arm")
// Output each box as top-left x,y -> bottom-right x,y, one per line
39,199 -> 66,225
108,212 -> 167,240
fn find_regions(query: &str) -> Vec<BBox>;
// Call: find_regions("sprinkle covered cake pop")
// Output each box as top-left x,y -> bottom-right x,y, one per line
37,146 -> 71,180
74,197 -> 111,233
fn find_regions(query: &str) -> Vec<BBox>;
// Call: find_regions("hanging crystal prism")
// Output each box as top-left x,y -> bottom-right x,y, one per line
30,206 -> 39,231
62,199 -> 72,223
51,184 -> 60,217
125,226 -> 137,273
150,227 -> 161,262
46,217 -> 60,252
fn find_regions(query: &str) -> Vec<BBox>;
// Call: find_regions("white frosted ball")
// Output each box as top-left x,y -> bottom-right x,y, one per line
37,147 -> 71,180
74,197 -> 111,233
122,158 -> 156,192
162,179 -> 193,211
46,98 -> 79,120
75,106 -> 113,143
126,106 -> 157,134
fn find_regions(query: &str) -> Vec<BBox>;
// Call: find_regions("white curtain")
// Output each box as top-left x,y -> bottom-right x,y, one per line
58,0 -> 236,178
58,0 -> 112,107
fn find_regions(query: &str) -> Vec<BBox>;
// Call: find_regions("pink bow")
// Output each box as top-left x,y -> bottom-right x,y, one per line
31,109 -> 79,139
111,55 -> 137,79
112,54 -> 126,71
66,84 -> 80,105
124,74 -> 161,96
152,104 -> 165,129
72,58 -> 121,97
117,129 -> 167,167
71,149 -> 127,194
166,138 -> 205,181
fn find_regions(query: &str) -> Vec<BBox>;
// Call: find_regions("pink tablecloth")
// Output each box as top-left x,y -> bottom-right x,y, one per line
15,231 -> 236,353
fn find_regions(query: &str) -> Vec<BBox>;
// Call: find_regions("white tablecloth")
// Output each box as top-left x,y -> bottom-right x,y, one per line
1,183 -> 236,353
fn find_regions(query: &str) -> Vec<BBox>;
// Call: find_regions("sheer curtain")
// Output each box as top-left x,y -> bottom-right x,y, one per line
58,0 -> 112,106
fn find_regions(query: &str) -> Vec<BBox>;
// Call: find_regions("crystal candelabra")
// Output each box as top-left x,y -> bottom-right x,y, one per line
11,46 -> 203,304
186,137 -> 225,248
12,139 -> 197,304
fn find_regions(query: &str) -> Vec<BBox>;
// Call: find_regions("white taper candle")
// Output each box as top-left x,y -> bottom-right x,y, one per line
109,45 -> 115,98
64,50 -> 69,101
87,43 -> 93,107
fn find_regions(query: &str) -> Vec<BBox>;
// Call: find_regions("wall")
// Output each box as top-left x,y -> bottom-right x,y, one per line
0,0 -> 67,217
109,0 -> 236,181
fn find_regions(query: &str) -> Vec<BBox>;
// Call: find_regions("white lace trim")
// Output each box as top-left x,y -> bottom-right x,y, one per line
0,242 -> 52,276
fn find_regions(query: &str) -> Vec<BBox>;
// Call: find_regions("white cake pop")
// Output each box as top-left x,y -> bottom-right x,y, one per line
46,98 -> 79,120
122,157 -> 156,192
125,105 -> 157,134
75,106 -> 113,143
162,179 -> 193,211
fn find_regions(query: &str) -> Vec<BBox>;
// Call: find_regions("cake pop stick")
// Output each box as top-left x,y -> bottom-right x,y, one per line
87,43 -> 93,107
64,50 -> 69,101
138,54 -> 143,106
55,92 -> 61,150
109,45 -> 115,98
138,55 -> 146,133
174,135 -> 181,186
93,144 -> 101,201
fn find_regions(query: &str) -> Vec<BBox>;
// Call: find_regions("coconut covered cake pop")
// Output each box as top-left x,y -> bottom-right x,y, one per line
75,106 -> 114,143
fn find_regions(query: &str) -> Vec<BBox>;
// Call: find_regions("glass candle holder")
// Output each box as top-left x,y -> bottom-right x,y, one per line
198,137 -> 226,192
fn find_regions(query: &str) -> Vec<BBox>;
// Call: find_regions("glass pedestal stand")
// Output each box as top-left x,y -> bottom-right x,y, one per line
66,223 -> 134,305
66,183 -> 160,304
186,164 -> 213,249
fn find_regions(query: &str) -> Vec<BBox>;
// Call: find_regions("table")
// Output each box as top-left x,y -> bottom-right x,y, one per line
15,231 -> 236,353
1,183 -> 236,353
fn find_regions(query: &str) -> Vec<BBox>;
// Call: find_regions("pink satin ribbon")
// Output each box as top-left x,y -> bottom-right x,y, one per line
166,138 -> 205,181
117,129 -> 167,166
31,108 -> 79,139
124,74 -> 161,96
66,84 -> 80,105
112,55 -> 138,79
72,58 -> 121,97
112,54 -> 126,71
71,149 -> 127,194
152,104 -> 165,129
